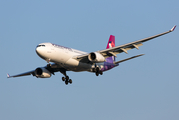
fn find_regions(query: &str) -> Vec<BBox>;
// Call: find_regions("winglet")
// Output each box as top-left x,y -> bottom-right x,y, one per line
7,73 -> 11,78
170,25 -> 176,32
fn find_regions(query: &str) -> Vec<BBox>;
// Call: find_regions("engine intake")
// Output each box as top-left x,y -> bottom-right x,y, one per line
88,52 -> 105,63
35,67 -> 51,78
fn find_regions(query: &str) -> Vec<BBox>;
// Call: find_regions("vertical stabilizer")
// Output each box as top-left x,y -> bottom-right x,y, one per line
106,35 -> 116,63
106,35 -> 115,49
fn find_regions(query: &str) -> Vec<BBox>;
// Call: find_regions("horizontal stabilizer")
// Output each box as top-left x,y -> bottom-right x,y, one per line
7,73 -> 11,78
114,54 -> 144,64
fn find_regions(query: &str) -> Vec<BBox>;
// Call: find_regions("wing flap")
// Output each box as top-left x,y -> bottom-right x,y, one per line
102,43 -> 143,57
114,54 -> 144,64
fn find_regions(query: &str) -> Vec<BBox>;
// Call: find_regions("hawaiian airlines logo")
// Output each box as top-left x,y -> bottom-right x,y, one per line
109,41 -> 115,48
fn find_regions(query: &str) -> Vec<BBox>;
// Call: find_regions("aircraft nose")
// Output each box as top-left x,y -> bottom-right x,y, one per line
36,47 -> 40,54
36,46 -> 43,56
35,44 -> 47,59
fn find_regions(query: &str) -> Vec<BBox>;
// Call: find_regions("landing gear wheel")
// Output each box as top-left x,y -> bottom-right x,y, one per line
65,80 -> 68,85
96,67 -> 99,72
99,71 -> 103,75
62,76 -> 72,85
62,77 -> 65,81
96,72 -> 99,76
95,67 -> 100,76
66,76 -> 69,80
69,79 -> 72,84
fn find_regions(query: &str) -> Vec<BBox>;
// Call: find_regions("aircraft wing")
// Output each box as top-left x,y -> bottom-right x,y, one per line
7,70 -> 35,78
74,25 -> 176,63
7,63 -> 63,78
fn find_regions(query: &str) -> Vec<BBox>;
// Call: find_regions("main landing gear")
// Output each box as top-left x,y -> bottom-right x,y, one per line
59,68 -> 72,85
62,76 -> 72,85
46,63 -> 72,85
93,67 -> 103,76
95,71 -> 103,76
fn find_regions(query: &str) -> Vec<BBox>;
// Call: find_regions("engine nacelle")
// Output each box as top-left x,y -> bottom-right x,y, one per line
35,67 -> 51,78
88,52 -> 105,63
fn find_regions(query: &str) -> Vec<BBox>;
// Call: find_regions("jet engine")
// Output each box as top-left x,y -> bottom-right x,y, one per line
35,67 -> 51,78
88,52 -> 105,63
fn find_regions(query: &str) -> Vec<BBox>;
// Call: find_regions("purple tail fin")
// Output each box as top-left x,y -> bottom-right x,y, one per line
106,35 -> 115,63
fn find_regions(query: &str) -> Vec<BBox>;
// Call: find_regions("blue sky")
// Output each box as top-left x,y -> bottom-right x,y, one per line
0,0 -> 179,120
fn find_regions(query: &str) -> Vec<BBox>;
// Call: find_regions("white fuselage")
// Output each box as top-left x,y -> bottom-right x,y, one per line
36,43 -> 94,72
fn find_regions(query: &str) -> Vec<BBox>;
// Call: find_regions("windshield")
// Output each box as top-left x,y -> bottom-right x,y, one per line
37,45 -> 45,47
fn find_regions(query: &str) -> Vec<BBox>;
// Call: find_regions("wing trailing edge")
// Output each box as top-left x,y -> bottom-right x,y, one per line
114,54 -> 144,64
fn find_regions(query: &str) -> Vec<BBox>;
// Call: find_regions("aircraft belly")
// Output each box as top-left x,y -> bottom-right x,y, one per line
64,58 -> 91,71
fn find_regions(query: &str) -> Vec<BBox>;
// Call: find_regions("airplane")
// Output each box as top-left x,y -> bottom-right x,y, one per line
7,25 -> 176,85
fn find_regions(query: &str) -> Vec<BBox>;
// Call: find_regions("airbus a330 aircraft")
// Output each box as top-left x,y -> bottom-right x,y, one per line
7,26 -> 176,85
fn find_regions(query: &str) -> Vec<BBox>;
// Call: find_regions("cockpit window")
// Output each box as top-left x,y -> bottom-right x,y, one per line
37,45 -> 45,47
